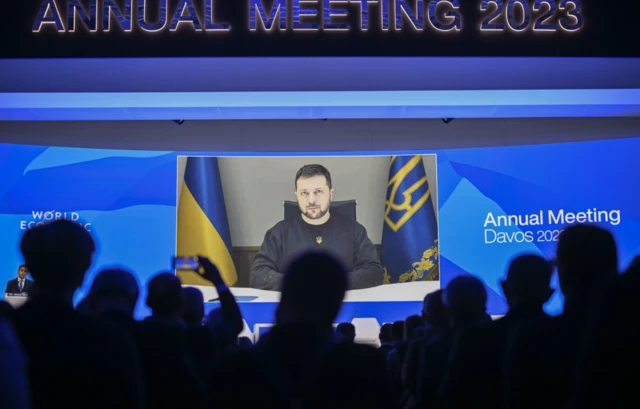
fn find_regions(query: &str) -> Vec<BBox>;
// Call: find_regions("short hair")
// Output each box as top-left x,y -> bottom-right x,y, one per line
504,254 -> 553,303
20,220 -> 95,290
146,273 -> 183,317
422,289 -> 448,330
391,320 -> 405,341
336,322 -> 356,341
443,275 -> 487,324
90,268 -> 139,304
556,224 -> 617,296
182,287 -> 205,325
379,323 -> 393,343
18,265 -> 27,271
277,251 -> 347,325
404,315 -> 424,339
295,164 -> 332,190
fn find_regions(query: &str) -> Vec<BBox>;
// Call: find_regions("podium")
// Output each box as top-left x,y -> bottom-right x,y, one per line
4,293 -> 28,309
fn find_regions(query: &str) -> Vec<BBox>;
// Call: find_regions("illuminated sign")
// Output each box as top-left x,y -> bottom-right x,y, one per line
31,0 -> 584,33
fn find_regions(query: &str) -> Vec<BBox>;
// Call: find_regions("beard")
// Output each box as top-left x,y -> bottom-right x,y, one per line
300,203 -> 330,220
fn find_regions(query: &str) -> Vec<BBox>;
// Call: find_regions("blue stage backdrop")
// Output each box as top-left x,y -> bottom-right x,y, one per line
1,138 -> 639,325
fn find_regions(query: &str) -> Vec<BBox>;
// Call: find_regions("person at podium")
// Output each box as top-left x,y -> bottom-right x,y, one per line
5,265 -> 33,295
250,164 -> 383,291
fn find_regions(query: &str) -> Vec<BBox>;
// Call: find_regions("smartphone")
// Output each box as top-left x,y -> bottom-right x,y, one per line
173,256 -> 200,270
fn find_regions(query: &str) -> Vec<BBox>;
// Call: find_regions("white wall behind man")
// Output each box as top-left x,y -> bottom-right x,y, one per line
177,155 -> 438,246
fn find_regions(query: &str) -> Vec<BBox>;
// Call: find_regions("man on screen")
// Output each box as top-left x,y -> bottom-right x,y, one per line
5,265 -> 33,295
250,164 -> 383,291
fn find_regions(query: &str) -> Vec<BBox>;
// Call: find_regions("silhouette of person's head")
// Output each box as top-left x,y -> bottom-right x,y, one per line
391,320 -> 405,343
182,287 -> 205,326
422,289 -> 449,333
443,275 -> 487,328
379,323 -> 393,345
501,254 -> 554,310
20,219 -> 95,300
404,315 -> 424,340
146,273 -> 183,319
631,254 -> 640,268
336,322 -> 356,343
275,251 -> 347,327
89,268 -> 139,317
203,306 -> 239,349
556,224 -> 617,303
238,336 -> 253,349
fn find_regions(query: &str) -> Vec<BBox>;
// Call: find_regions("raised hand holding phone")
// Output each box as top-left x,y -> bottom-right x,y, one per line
197,256 -> 228,291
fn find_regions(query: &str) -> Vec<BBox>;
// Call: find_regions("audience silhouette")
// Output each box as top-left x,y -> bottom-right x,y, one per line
181,286 -> 214,376
336,322 -> 357,343
11,220 -> 144,409
391,320 -> 405,346
378,322 -> 395,357
183,286 -> 205,326
438,254 -> 553,409
89,267 -> 140,316
0,300 -> 13,320
237,336 -> 254,349
0,312 -> 30,409
402,289 -> 449,407
5,220 -> 638,409
568,262 -> 640,409
388,314 -> 424,404
416,275 -> 490,409
503,224 -> 618,409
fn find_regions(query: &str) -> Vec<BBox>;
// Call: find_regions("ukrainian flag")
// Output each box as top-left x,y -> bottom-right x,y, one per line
381,155 -> 439,284
177,157 -> 237,286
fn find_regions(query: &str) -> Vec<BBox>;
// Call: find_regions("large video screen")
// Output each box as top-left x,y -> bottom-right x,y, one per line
175,155 -> 440,304
1,137 -> 639,323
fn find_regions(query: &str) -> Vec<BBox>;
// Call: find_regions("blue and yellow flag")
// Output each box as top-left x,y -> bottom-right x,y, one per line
381,155 -> 439,284
177,157 -> 237,286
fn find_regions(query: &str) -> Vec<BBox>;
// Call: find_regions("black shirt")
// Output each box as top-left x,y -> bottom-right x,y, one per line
250,212 -> 383,290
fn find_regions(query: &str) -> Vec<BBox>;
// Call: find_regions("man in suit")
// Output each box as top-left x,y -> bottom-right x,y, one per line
5,265 -> 33,295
